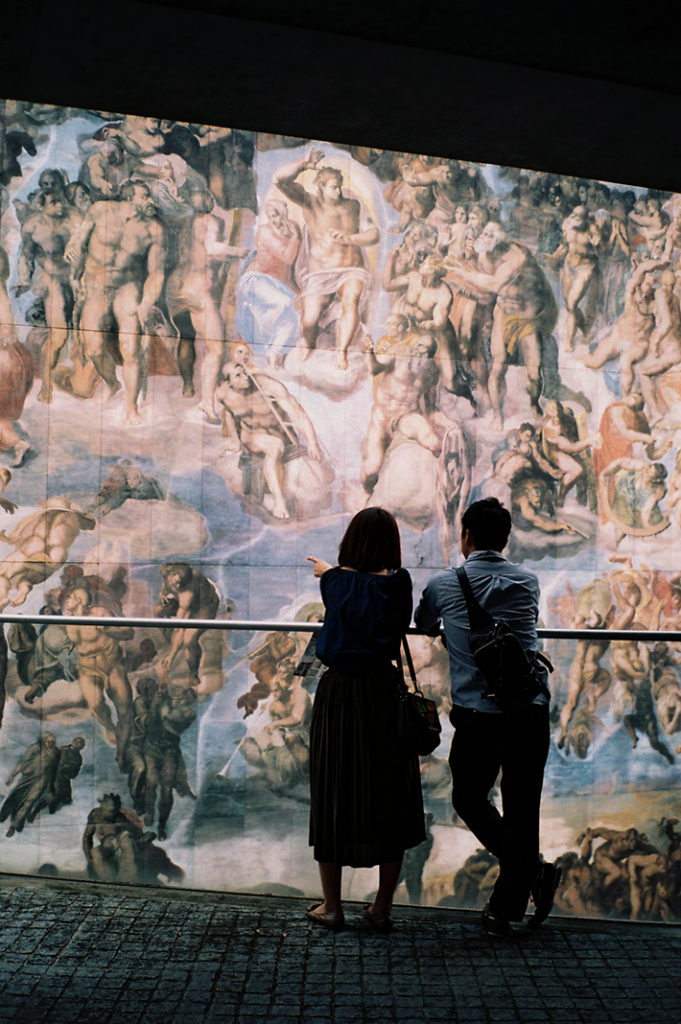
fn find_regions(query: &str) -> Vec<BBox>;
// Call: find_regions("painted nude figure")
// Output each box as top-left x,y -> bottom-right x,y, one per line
638,268 -> 681,420
63,583 -> 134,770
82,792 -> 152,884
14,189 -> 76,402
447,221 -> 557,427
545,206 -> 601,352
155,562 -> 220,686
361,332 -> 442,493
383,250 -> 473,401
540,399 -> 598,506
216,361 -> 323,519
167,186 -> 248,421
275,150 -> 379,368
66,180 -> 164,423
557,627 -> 611,751
651,643 -> 681,736
583,259 -> 665,395
0,498 -> 96,611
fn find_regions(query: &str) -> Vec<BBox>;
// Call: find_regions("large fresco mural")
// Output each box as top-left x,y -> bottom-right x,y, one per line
0,97 -> 680,923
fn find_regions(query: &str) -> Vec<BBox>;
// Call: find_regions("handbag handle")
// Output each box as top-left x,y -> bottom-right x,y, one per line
401,635 -> 421,693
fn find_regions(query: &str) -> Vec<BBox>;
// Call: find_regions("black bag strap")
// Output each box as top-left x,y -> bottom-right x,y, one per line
455,566 -> 494,631
456,568 -> 554,685
401,635 -> 420,691
396,636 -> 423,695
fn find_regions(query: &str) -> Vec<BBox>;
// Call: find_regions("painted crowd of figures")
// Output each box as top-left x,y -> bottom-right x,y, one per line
0,98 -> 680,920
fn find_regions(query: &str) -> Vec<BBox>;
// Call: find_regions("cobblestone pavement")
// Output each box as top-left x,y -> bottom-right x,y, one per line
1,875 -> 680,1024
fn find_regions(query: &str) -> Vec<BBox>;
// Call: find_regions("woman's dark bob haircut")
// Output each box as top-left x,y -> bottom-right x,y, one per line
337,507 -> 402,572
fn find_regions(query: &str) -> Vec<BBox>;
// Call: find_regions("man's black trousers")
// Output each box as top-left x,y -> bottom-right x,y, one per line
448,703 -> 550,921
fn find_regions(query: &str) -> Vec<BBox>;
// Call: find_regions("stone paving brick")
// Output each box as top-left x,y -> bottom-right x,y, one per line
0,876 -> 680,1024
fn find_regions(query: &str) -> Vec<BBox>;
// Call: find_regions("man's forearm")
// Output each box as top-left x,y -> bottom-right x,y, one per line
276,157 -> 306,184
352,225 -> 380,247
274,159 -> 310,206
17,250 -> 34,289
414,595 -> 440,635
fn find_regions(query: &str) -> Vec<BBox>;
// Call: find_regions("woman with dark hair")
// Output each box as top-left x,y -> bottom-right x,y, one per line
305,507 -> 425,931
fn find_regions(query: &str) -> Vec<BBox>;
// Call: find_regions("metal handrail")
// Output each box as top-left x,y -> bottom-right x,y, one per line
0,613 -> 317,632
537,628 -> 681,642
0,613 -> 680,644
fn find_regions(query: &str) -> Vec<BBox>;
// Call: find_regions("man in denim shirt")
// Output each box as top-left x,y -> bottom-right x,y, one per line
415,497 -> 560,936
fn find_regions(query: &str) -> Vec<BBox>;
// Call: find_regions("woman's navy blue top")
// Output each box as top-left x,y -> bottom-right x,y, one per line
315,566 -> 413,673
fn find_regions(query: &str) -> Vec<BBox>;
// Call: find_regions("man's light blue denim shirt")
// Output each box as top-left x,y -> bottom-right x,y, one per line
414,549 -> 548,713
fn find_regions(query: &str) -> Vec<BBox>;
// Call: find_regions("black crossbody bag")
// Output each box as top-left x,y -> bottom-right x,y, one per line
455,566 -> 552,712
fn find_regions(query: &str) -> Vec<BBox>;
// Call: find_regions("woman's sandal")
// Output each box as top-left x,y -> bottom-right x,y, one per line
364,903 -> 393,932
306,903 -> 345,932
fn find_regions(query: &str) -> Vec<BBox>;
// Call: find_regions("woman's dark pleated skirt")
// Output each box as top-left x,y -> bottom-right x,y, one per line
309,665 -> 426,867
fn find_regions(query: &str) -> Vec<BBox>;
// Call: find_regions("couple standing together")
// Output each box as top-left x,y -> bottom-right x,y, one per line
305,498 -> 560,936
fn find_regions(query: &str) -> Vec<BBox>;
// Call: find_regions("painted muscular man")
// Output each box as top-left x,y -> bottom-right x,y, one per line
167,186 -> 248,422
583,259 -> 664,395
638,268 -> 681,420
14,189 -> 75,402
82,792 -> 148,884
275,150 -> 379,369
361,332 -> 448,494
383,250 -> 473,400
155,562 -> 220,686
0,498 -> 96,611
447,222 -> 557,428
216,362 -> 322,519
557,632 -> 611,749
579,827 -> 646,890
541,399 -> 598,506
66,180 -> 164,423
63,584 -> 134,770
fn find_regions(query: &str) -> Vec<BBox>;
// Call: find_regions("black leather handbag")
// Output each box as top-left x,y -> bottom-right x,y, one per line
397,636 -> 442,756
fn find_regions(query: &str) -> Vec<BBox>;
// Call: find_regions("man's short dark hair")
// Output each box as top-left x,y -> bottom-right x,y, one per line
461,497 -> 512,552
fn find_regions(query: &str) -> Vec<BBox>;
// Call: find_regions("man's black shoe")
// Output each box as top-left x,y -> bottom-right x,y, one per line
529,860 -> 561,928
482,903 -> 511,937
